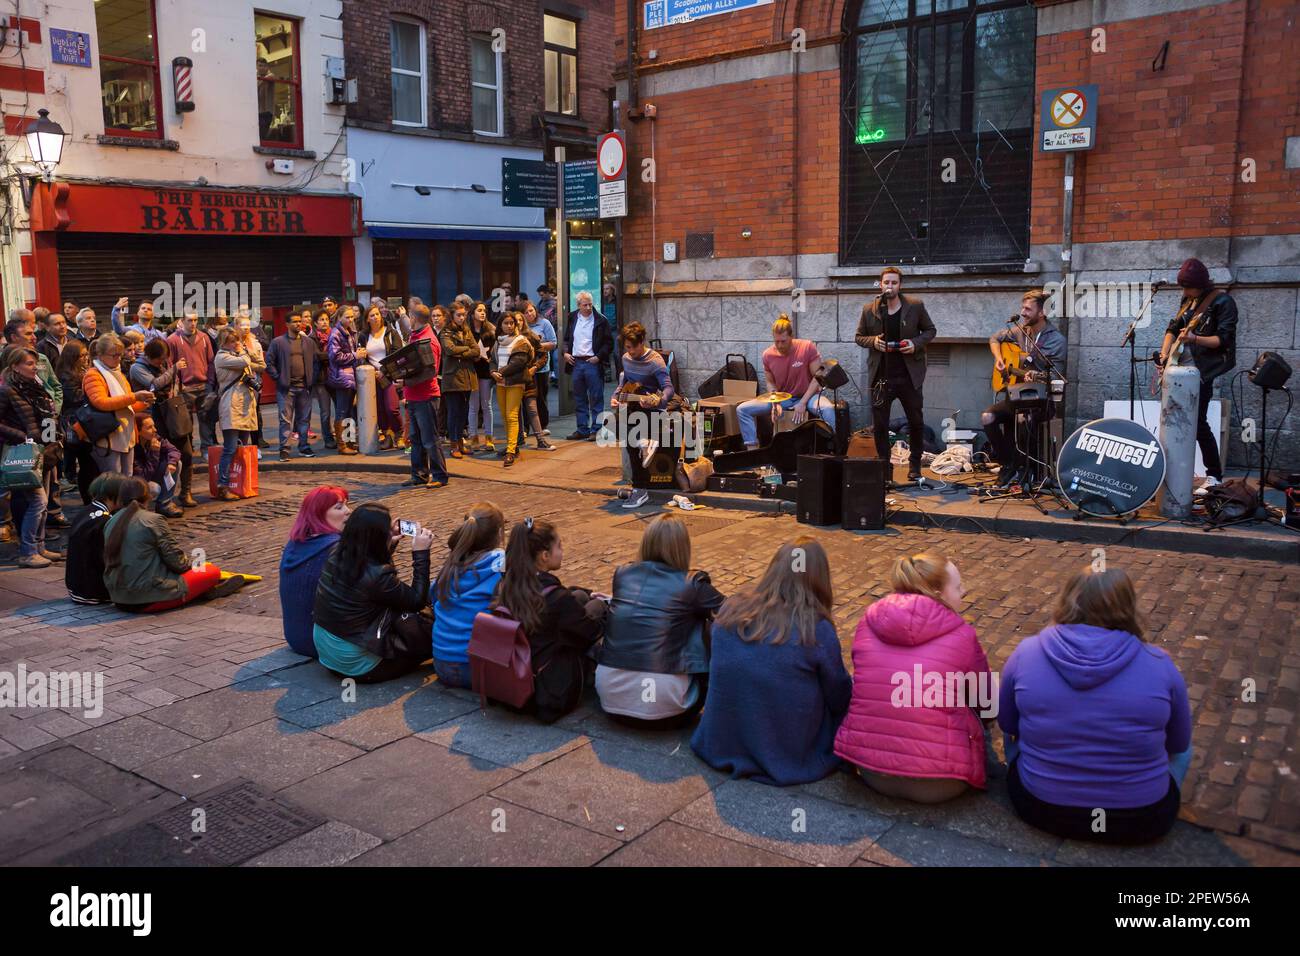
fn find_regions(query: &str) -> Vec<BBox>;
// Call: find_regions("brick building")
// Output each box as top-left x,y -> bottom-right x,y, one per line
341,0 -> 616,306
614,0 -> 1300,468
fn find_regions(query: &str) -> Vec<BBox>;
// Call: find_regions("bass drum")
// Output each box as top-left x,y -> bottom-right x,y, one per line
1056,418 -> 1166,517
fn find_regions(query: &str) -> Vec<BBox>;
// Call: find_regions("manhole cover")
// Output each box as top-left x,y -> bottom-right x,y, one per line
613,514 -> 737,536
149,780 -> 324,865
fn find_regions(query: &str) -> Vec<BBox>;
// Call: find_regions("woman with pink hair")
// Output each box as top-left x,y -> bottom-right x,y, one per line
279,486 -> 350,656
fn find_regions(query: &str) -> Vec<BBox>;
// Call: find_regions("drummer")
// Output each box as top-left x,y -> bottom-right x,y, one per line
737,315 -> 835,451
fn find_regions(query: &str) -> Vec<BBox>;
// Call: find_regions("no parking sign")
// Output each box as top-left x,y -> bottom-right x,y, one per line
1041,84 -> 1098,152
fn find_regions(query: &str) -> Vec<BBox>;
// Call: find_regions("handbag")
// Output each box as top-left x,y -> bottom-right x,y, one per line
0,440 -> 43,490
74,403 -> 121,443
160,377 -> 193,438
467,586 -> 557,710
370,607 -> 434,660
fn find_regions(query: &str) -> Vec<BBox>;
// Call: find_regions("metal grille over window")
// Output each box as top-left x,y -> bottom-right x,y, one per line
841,0 -> 1035,265
684,232 -> 715,260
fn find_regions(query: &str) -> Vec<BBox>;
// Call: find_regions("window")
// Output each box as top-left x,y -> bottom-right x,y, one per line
391,19 -> 427,127
255,13 -> 302,148
543,14 -> 578,116
471,36 -> 503,135
841,0 -> 1035,265
96,0 -> 162,138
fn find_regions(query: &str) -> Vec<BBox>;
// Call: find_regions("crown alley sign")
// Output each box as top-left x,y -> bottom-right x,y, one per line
643,0 -> 774,29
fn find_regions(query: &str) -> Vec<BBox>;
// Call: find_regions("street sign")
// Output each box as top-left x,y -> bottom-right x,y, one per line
50,29 -> 92,68
1040,84 -> 1098,152
644,0 -> 774,30
599,180 -> 627,219
563,160 -> 599,219
502,158 -> 558,208
597,132 -> 627,182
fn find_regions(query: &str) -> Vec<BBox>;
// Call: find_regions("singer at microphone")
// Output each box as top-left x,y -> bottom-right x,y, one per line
982,289 -> 1070,489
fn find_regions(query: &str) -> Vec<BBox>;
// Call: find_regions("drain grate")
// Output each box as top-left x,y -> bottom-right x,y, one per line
149,780 -> 325,865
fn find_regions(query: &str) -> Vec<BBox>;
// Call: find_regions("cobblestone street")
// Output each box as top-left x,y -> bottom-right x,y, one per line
0,467 -> 1296,866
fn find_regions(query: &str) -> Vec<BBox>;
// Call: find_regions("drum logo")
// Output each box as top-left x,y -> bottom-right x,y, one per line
1075,426 -> 1160,469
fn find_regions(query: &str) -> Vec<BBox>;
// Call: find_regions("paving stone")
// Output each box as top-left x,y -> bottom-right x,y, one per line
52,820 -> 224,867
0,766 -> 113,860
599,821 -> 806,867
144,673 -> 338,741
864,823 -> 1051,867
568,708 -> 699,756
670,778 -> 893,866
353,796 -> 620,867
282,682 -> 477,750
280,737 -> 517,841
244,821 -> 383,867
136,719 -> 364,797
70,715 -> 202,771
489,738 -> 723,842
903,785 -> 1065,858
1053,822 -> 1252,867
416,707 -> 590,771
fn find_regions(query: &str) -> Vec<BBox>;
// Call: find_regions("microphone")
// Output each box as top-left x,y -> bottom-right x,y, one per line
1006,315 -> 1020,324
1151,280 -> 1167,290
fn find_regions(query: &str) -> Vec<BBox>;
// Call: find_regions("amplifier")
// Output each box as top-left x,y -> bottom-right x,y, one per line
630,447 -> 680,490
380,338 -> 436,380
797,455 -> 843,526
842,457 -> 888,530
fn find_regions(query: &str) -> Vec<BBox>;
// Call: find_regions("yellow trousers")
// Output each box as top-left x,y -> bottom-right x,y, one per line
497,384 -> 525,453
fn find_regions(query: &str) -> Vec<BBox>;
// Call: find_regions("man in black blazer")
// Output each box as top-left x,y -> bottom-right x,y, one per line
855,267 -> 937,481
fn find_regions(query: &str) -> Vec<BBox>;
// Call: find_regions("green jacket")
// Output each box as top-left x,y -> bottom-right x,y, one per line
36,352 -> 61,414
104,508 -> 191,606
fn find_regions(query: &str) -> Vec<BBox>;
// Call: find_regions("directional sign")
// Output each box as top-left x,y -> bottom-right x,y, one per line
1040,84 -> 1098,153
563,160 -> 599,218
502,158 -> 558,208
644,0 -> 774,30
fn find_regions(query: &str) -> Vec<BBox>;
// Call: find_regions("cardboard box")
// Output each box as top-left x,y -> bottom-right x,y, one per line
697,378 -> 758,438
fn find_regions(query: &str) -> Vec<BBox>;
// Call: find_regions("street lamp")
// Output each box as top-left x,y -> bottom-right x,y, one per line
25,109 -> 67,181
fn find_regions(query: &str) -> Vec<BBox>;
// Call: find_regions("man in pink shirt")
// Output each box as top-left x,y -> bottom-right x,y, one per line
737,315 -> 835,449
166,310 -> 214,506
401,304 -> 448,488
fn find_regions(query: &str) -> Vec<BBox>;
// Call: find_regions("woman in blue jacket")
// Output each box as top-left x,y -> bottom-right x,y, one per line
430,502 -> 505,687
279,486 -> 350,657
999,567 -> 1192,844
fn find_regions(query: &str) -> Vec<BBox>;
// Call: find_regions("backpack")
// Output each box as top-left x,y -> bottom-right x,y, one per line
697,353 -> 758,399
468,585 -> 557,710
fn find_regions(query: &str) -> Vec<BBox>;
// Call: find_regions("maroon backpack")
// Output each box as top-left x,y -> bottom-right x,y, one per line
468,586 -> 556,709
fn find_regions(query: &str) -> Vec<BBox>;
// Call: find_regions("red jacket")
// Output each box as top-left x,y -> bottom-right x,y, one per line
403,324 -> 442,401
833,592 -> 992,788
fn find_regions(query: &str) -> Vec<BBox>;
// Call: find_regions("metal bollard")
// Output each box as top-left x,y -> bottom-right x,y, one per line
355,364 -> 380,456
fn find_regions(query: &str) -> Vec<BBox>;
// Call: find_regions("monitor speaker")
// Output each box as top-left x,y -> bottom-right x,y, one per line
842,457 -> 888,530
797,454 -> 842,526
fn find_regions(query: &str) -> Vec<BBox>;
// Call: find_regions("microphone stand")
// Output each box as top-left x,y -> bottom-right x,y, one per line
1122,282 -> 1162,421
1009,315 -> 1069,507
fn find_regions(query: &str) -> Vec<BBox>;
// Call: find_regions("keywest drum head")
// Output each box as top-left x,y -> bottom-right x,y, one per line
1057,418 -> 1166,517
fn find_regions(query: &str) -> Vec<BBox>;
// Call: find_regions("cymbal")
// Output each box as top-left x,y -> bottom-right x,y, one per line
756,391 -> 792,403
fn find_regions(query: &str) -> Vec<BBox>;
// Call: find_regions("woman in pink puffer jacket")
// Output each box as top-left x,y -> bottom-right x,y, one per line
833,553 -> 993,803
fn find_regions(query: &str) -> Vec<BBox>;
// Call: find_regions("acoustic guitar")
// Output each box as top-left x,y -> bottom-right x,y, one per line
991,342 -> 1049,392
614,380 -> 660,407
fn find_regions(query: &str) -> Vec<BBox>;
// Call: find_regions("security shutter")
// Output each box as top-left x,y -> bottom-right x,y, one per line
56,232 -> 344,318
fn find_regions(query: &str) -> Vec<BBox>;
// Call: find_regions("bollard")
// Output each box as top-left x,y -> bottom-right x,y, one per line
355,364 -> 380,456
1158,363 -> 1200,518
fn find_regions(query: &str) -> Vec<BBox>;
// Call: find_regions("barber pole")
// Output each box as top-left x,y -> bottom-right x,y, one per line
173,57 -> 195,113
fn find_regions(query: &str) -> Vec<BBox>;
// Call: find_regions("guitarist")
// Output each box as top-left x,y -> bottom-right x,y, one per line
1155,257 -> 1237,494
982,289 -> 1068,488
611,322 -> 676,507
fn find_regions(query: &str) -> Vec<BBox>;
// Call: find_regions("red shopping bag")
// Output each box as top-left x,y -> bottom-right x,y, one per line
207,444 -> 260,498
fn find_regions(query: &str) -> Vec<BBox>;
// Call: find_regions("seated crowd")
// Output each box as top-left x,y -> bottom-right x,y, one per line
276,490 -> 1193,846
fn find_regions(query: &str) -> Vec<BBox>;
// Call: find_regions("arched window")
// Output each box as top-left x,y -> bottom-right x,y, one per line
841,0 -> 1036,265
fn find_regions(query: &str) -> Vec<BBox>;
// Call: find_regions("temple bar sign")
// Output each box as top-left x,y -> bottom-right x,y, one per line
643,0 -> 774,30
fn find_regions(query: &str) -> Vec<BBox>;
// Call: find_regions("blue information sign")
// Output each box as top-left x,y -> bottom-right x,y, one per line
644,0 -> 774,31
50,28 -> 92,68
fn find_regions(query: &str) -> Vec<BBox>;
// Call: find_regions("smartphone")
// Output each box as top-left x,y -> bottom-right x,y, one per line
885,341 -> 900,352
398,519 -> 419,537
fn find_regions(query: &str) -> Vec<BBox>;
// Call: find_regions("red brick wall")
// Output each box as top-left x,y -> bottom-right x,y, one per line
343,0 -> 615,139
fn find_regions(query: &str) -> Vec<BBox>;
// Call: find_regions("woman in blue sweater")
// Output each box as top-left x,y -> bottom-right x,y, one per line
430,502 -> 505,687
999,567 -> 1192,844
691,537 -> 851,785
279,486 -> 350,657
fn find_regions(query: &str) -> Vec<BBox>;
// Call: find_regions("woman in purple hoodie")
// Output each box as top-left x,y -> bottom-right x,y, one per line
279,486 -> 350,657
998,567 -> 1192,844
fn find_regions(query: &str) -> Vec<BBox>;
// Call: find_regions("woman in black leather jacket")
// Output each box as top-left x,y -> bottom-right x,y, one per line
596,513 -> 725,729
312,503 -> 434,683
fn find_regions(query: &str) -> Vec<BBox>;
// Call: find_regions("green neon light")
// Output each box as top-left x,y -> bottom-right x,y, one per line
855,126 -> 887,144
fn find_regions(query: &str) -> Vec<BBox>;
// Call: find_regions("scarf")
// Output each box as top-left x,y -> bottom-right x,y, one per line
7,369 -> 54,421
93,359 -> 127,398
93,358 -> 135,448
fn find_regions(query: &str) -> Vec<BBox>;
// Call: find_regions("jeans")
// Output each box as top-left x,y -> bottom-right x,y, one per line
572,359 -> 604,434
407,397 -> 448,484
737,394 -> 835,447
375,382 -> 402,435
468,379 -> 493,438
534,372 -> 550,430
872,373 -> 925,466
91,446 -> 134,477
1195,379 -> 1223,479
444,390 -> 470,443
141,458 -> 178,508
277,386 -> 313,451
433,658 -> 473,689
10,484 -> 47,557
314,384 -> 335,442
333,386 -> 356,424
218,429 -> 247,486
497,384 -> 525,453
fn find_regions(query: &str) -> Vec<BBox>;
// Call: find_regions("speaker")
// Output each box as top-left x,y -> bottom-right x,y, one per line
842,457 -> 888,530
631,448 -> 680,489
1249,351 -> 1292,390
797,454 -> 842,526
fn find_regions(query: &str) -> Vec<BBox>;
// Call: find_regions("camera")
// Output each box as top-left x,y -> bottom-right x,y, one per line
885,341 -> 900,352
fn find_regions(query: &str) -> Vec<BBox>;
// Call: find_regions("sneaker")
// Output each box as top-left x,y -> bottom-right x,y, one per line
17,554 -> 51,568
585,432 -> 597,442
40,549 -> 66,562
541,428 -> 551,436
621,489 -> 650,509
907,466 -> 922,482
504,453 -> 516,468
402,477 -> 429,487
535,440 -> 556,451
1193,476 -> 1221,497
208,574 -> 248,599
299,446 -> 315,458
279,449 -> 291,463
566,431 -> 589,441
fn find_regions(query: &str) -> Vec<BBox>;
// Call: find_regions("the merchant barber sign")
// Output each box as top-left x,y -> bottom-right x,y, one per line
29,182 -> 360,237
644,0 -> 773,29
